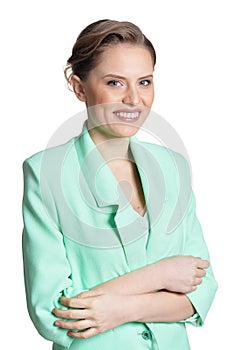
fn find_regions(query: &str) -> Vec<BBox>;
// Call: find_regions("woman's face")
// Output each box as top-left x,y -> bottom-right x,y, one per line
74,44 -> 155,139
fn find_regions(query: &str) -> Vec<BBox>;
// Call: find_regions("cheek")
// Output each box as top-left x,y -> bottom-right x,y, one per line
144,89 -> 154,106
88,90 -> 118,105
101,90 -> 123,103
88,92 -> 102,105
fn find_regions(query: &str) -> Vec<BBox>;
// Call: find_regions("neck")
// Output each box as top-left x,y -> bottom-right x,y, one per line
87,125 -> 132,161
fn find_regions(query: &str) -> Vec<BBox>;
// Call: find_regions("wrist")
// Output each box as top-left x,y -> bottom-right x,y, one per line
124,294 -> 144,323
152,261 -> 165,290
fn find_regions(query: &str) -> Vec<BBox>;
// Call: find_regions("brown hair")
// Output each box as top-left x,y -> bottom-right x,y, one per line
64,19 -> 156,85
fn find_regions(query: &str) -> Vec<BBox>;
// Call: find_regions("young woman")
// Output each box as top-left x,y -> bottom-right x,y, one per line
22,19 -> 217,350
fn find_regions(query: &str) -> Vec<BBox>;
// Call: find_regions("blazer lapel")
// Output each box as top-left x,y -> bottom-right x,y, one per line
75,122 -> 166,227
129,136 -> 166,231
75,121 -> 125,209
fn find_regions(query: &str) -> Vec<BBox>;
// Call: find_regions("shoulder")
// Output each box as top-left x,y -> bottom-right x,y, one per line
22,137 -> 77,174
137,140 -> 192,192
139,140 -> 190,170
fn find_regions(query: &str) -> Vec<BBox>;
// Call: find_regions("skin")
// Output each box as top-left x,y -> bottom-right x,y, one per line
72,44 -> 154,144
72,44 -> 155,216
53,43 -> 210,339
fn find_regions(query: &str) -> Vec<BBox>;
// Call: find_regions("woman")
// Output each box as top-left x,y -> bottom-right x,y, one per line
22,19 -> 218,350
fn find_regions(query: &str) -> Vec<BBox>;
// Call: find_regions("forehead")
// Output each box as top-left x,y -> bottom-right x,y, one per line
93,44 -> 154,76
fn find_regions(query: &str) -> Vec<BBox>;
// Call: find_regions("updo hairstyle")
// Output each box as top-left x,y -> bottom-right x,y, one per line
64,19 -> 156,87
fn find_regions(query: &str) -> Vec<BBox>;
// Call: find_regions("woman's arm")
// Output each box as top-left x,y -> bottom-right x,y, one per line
53,255 -> 208,339
91,255 -> 209,295
53,290 -> 195,339
131,291 -> 195,323
22,158 -> 75,348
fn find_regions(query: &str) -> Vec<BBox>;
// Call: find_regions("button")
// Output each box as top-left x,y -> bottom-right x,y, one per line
141,329 -> 152,340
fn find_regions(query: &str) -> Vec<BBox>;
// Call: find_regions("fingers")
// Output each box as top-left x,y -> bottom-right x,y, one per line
196,268 -> 206,278
68,327 -> 97,339
194,277 -> 203,286
192,265 -> 207,287
196,257 -> 210,269
191,269 -> 206,290
55,319 -> 95,331
53,307 -> 90,320
60,296 -> 91,309
78,290 -> 101,298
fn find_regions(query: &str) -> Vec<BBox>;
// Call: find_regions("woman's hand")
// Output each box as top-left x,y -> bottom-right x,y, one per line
53,255 -> 209,338
157,255 -> 210,293
53,290 -> 136,339
76,256 -> 209,298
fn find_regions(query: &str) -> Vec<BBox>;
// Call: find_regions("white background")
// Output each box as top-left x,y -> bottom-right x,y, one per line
1,0 -> 232,349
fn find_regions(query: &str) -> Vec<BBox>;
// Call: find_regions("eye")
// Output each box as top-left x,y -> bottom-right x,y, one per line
139,79 -> 152,86
107,80 -> 122,87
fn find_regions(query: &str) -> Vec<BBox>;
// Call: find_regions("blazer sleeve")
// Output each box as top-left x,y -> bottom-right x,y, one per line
182,191 -> 218,326
22,157 -> 75,349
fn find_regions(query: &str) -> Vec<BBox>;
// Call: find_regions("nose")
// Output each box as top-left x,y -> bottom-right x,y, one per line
122,85 -> 141,106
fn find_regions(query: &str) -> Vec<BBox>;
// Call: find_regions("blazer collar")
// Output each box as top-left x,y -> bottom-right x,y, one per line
74,121 -> 165,223
75,121 -> 122,208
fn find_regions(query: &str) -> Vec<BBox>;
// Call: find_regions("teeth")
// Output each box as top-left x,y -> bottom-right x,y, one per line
115,112 -> 140,119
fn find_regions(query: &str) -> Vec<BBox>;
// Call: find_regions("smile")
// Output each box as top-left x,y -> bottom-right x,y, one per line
114,111 -> 140,121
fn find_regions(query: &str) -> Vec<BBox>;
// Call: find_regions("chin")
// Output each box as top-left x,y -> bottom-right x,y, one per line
109,124 -> 140,138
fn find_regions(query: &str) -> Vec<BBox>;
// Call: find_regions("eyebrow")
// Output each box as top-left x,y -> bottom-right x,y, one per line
102,73 -> 154,80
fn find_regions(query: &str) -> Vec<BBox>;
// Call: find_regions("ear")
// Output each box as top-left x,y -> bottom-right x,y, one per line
71,75 -> 87,102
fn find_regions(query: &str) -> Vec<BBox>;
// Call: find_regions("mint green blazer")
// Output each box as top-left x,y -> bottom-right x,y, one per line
22,122 -> 217,350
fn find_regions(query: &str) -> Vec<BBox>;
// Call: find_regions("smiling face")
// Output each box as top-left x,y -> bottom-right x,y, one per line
72,44 -> 155,142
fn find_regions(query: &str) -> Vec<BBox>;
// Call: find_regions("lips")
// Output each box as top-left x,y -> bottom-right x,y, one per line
113,109 -> 141,122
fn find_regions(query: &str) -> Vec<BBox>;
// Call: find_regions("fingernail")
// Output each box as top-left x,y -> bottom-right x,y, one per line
54,321 -> 60,326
